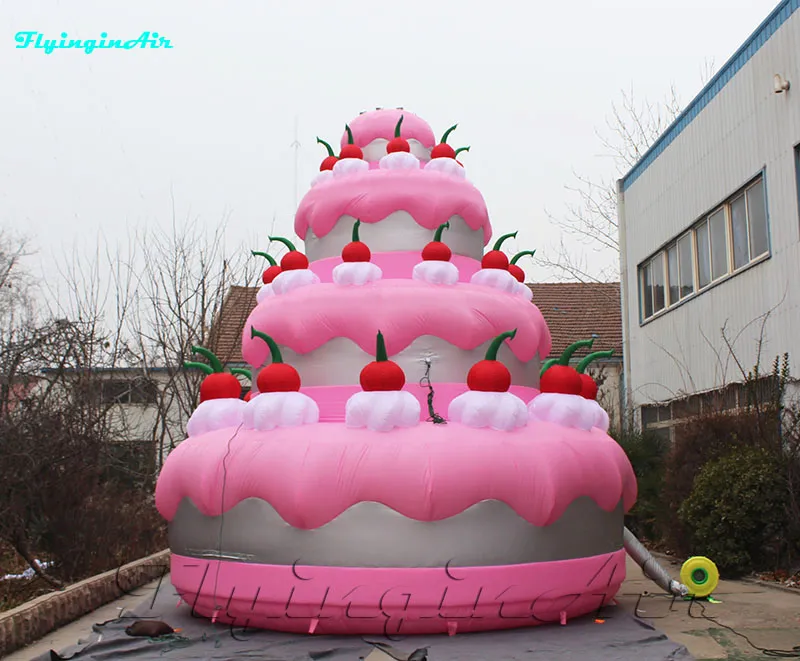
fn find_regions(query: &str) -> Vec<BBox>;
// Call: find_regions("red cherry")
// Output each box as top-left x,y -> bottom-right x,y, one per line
341,219 -> 371,263
481,252 -> 510,270
280,252 -> 309,270
339,144 -> 363,159
507,251 -> 535,283
466,330 -> 516,392
539,365 -> 583,396
422,221 -> 452,261
252,251 -> 282,283
508,264 -> 524,282
422,242 -> 451,261
320,156 -> 338,171
480,231 -> 517,270
467,360 -> 511,392
244,391 -> 255,401
360,361 -> 405,391
262,265 -> 282,284
360,331 -> 406,391
316,137 -> 339,171
575,349 -> 614,400
431,124 -> 458,159
199,373 -> 242,402
579,374 -> 598,400
269,236 -> 309,271
431,143 -> 456,159
256,363 -> 301,393
386,115 -> 411,153
251,328 -> 302,393
339,124 -> 363,160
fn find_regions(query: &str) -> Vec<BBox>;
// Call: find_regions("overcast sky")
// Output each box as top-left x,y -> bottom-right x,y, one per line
1,0 -> 781,290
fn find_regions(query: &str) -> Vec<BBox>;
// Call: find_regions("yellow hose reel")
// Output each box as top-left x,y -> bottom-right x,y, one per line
680,556 -> 720,598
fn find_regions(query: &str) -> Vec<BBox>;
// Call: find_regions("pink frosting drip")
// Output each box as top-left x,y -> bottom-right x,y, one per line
155,421 -> 638,528
295,168 -> 491,242
341,108 -> 436,149
241,280 -> 551,367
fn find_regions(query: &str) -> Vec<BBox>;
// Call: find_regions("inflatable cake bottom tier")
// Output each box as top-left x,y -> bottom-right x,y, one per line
155,421 -> 637,634
170,550 -> 626,635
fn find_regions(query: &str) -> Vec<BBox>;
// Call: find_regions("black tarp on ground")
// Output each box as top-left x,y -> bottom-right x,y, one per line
35,579 -> 694,661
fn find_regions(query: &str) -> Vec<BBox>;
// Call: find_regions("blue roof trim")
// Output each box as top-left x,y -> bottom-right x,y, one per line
621,0 -> 799,192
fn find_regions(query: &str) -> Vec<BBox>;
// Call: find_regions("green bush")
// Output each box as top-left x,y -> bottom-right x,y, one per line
611,427 -> 670,542
678,446 -> 788,577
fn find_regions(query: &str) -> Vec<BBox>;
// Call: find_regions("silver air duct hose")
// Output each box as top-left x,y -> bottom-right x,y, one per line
624,527 -> 689,597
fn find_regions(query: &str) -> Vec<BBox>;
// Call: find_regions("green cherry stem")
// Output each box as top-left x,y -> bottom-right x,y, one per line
557,339 -> 595,366
454,146 -> 470,157
394,116 -> 404,137
250,328 -> 284,364
492,231 -> 517,251
190,346 -> 223,373
251,251 -> 277,266
576,350 -> 615,374
510,250 -> 536,265
375,331 -> 388,362
485,329 -> 517,361
540,358 -> 559,377
345,124 -> 355,144
440,124 -> 458,144
316,137 -> 335,157
183,361 -> 214,376
433,221 -> 450,242
352,219 -> 362,242
268,236 -> 296,252
229,368 -> 253,381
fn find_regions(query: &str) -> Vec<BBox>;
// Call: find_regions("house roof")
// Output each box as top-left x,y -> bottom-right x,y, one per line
209,282 -> 622,365
620,0 -> 798,192
528,282 -> 621,359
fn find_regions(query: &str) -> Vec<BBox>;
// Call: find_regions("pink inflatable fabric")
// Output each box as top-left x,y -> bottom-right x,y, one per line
156,107 -> 637,636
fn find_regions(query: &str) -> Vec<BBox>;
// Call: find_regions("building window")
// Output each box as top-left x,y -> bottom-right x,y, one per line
795,144 -> 800,228
100,378 -> 159,405
638,173 -> 768,322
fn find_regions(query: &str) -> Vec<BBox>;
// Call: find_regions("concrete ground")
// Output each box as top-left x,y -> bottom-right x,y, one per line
615,554 -> 800,660
6,556 -> 800,661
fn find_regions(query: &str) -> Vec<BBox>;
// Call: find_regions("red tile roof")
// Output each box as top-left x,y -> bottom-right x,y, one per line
528,282 -> 622,359
209,282 -> 622,365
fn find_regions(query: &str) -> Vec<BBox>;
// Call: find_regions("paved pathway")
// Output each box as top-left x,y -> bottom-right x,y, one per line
6,555 -> 800,660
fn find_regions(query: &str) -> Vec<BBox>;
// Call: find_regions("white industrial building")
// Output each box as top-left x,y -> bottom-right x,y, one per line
618,0 -> 800,439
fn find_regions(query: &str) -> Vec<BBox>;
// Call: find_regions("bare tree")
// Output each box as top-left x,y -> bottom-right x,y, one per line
537,85 -> 683,284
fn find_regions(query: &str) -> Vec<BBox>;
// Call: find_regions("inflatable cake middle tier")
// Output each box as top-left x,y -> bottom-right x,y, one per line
242,279 -> 551,389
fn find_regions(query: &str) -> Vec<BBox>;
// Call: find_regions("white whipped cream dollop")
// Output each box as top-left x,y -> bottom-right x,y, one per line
256,284 -> 274,304
186,399 -> 248,437
271,269 -> 320,296
412,260 -> 459,285
311,170 -> 334,188
243,391 -> 320,431
345,390 -> 421,432
528,393 -> 610,432
424,158 -> 466,179
470,268 -> 519,294
332,261 -> 383,286
332,158 -> 370,177
448,390 -> 529,431
379,151 -> 421,171
516,281 -> 533,300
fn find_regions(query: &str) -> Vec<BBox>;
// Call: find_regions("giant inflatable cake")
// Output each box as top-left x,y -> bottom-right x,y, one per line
155,108 -> 638,636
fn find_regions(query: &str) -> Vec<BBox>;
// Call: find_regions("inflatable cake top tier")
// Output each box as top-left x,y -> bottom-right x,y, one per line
297,108 -> 493,262
339,108 -> 436,154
